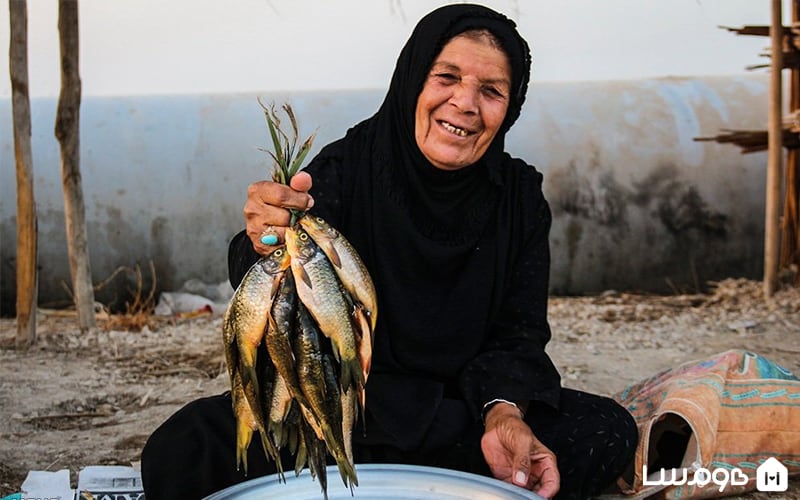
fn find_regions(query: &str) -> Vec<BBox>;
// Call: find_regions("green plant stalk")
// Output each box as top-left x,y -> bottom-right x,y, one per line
257,100 -> 316,227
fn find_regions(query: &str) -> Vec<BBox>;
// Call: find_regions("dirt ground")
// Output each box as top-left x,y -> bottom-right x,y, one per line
0,277 -> 798,498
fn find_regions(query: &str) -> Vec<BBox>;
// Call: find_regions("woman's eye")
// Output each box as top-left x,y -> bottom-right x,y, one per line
482,86 -> 504,98
434,72 -> 458,83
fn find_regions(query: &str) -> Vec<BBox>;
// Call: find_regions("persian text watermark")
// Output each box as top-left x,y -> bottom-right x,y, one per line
642,457 -> 788,493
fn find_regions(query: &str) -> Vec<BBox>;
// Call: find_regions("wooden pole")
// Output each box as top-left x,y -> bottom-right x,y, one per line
784,1 -> 800,283
9,0 -> 38,348
765,0 -> 784,298
55,0 -> 96,330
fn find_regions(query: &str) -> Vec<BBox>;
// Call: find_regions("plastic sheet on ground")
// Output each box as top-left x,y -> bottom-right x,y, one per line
154,279 -> 233,317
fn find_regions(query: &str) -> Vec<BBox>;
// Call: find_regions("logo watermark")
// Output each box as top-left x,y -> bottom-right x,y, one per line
757,457 -> 789,492
642,457 -> 788,493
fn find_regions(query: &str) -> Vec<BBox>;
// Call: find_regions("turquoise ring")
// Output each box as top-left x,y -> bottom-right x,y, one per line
260,226 -> 278,246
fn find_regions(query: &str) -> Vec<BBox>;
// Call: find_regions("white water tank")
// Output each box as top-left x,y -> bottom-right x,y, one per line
0,74 -> 769,310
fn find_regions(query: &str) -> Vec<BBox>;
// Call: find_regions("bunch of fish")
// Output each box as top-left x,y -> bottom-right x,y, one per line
222,214 -> 377,499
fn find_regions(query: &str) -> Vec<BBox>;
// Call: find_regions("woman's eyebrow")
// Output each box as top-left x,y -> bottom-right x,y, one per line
430,61 -> 460,73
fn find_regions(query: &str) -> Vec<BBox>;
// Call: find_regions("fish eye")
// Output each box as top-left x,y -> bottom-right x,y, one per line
299,232 -> 308,241
274,249 -> 283,257
315,217 -> 324,223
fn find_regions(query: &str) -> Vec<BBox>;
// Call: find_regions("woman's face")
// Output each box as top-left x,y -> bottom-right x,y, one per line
414,34 -> 512,171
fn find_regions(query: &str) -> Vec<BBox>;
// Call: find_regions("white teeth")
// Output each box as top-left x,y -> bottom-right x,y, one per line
442,121 -> 468,137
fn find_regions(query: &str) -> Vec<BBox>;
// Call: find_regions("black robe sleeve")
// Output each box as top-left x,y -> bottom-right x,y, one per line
458,169 -> 562,419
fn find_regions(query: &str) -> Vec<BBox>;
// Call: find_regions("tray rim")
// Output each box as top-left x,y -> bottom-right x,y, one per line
202,463 -> 543,500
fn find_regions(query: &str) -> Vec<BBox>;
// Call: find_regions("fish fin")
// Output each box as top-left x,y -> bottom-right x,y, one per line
299,403 -> 325,441
327,243 -> 342,268
367,310 -> 377,342
353,305 -> 372,384
240,362 -> 260,399
269,273 -> 285,300
296,265 -> 313,289
358,387 -> 367,436
224,336 -> 240,386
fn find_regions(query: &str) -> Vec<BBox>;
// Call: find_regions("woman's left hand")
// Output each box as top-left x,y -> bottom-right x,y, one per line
481,403 -> 560,499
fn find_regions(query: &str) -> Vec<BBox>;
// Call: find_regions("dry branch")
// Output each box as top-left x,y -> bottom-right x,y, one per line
720,25 -> 770,37
721,24 -> 800,71
694,128 -> 800,153
101,261 -> 159,332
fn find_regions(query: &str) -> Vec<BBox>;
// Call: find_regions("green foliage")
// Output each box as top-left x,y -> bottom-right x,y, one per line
258,99 -> 316,186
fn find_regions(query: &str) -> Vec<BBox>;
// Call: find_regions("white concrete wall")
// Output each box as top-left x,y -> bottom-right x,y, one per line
0,74 -> 769,310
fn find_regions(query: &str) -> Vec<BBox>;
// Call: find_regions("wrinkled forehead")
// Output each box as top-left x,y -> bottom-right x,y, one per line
423,14 -> 527,94
430,33 -> 513,89
448,28 -> 505,53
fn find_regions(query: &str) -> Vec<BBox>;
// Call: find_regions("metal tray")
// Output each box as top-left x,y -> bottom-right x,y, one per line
203,463 -> 544,499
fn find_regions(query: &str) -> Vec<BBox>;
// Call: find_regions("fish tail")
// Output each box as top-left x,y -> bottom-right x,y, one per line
235,419 -> 253,475
335,454 -> 358,489
294,425 -> 308,477
299,418 -> 328,498
318,462 -> 329,500
268,420 -> 284,449
258,430 -> 285,483
340,356 -> 364,394
319,424 -> 357,489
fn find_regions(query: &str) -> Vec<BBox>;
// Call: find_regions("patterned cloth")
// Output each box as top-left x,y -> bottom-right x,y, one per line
613,350 -> 800,499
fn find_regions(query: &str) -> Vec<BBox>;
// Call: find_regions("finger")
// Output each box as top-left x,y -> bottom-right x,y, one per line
512,449 -> 531,487
507,430 -> 534,488
248,180 -> 313,212
244,198 -> 293,228
533,470 -> 560,499
245,209 -> 290,254
252,226 -> 287,255
289,171 -> 313,193
247,225 -> 288,255
530,452 -> 560,499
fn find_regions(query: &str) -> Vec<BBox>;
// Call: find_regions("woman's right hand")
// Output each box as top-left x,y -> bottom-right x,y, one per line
243,171 -> 314,255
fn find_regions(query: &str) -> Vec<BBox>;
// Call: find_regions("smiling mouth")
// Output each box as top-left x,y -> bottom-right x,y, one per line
440,120 -> 470,137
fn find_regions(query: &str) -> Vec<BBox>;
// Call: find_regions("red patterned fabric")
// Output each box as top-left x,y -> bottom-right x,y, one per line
614,349 -> 799,499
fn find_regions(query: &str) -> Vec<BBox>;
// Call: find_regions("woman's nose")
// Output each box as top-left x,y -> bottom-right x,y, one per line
449,82 -> 479,113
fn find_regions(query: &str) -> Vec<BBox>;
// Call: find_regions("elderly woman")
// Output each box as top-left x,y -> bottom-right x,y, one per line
142,4 -> 637,499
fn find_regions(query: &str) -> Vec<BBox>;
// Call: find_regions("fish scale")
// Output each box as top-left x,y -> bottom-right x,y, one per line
266,272 -> 307,409
222,249 -> 290,478
299,214 -> 378,334
293,302 -> 358,490
286,226 -> 363,394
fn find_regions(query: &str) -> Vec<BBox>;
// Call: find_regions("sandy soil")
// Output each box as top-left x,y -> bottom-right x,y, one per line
0,278 -> 798,498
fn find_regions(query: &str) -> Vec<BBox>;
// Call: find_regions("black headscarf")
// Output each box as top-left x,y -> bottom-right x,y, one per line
385,3 -> 531,141
367,3 -> 532,243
